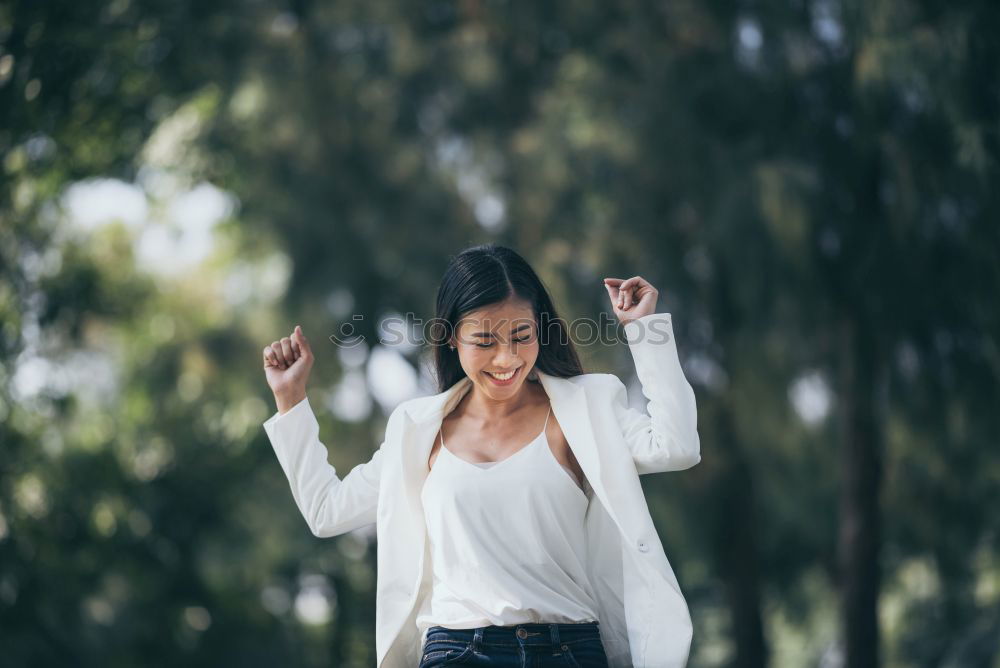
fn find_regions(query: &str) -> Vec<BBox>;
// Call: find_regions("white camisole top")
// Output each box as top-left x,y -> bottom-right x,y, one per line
415,404 -> 600,637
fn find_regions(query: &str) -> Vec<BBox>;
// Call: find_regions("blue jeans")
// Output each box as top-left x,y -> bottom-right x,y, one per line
418,621 -> 610,667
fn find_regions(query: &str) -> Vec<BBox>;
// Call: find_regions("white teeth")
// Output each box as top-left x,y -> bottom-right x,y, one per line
487,369 -> 517,381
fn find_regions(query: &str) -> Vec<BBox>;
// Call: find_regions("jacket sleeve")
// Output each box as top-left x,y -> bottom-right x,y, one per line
613,312 -> 701,474
262,396 -> 383,537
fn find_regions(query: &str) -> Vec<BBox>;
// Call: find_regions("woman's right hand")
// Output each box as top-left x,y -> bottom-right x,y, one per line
263,325 -> 314,413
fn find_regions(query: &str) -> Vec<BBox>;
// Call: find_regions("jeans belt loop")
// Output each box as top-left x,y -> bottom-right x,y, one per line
549,623 -> 562,651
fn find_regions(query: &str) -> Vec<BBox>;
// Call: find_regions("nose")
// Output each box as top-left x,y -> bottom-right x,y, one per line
492,345 -> 519,367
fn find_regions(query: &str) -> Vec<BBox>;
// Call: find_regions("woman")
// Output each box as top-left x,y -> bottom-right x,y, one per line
261,244 -> 701,667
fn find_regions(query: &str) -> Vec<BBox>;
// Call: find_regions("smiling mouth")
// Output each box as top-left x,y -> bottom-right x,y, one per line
484,367 -> 520,383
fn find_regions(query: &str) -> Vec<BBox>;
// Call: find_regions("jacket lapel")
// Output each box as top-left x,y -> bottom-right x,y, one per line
535,372 -> 633,542
399,375 -> 472,511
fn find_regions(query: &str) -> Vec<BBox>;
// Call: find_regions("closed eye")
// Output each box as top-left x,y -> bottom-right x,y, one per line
475,336 -> 532,348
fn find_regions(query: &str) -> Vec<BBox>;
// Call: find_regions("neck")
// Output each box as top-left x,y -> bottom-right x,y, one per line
460,379 -> 542,424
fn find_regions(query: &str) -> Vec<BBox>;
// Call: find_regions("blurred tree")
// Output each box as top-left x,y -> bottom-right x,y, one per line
2,0 -> 999,667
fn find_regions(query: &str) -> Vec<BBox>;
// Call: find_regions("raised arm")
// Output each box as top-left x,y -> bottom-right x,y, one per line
263,396 -> 382,537
603,277 -> 702,474
261,326 -> 382,537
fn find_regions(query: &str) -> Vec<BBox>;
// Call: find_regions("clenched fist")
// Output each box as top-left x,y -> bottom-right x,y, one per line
263,325 -> 314,414
603,276 -> 659,324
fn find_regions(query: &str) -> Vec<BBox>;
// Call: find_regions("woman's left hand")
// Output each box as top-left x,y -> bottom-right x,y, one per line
603,276 -> 659,324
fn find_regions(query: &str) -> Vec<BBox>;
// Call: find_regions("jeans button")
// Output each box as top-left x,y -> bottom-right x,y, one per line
516,628 -> 528,639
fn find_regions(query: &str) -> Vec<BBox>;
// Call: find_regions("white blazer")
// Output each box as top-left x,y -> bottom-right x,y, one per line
263,312 -> 702,667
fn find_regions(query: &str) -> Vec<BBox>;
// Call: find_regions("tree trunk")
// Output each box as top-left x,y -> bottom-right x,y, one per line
837,313 -> 884,668
717,406 -> 768,668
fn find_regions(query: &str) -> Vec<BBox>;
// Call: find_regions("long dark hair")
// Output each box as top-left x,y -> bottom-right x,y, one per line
431,243 -> 585,392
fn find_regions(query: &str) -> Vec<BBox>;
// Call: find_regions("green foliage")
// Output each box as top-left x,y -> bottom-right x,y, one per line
2,0 -> 998,666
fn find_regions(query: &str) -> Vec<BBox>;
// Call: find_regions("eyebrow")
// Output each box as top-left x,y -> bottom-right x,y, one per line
470,323 -> 533,338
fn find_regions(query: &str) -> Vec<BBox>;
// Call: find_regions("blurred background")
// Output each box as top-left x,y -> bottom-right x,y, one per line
2,1 -> 999,666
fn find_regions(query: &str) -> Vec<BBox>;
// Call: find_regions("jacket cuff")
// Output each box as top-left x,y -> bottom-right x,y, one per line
623,312 -> 673,345
623,313 -> 682,401
263,396 -> 315,445
264,397 -> 309,427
